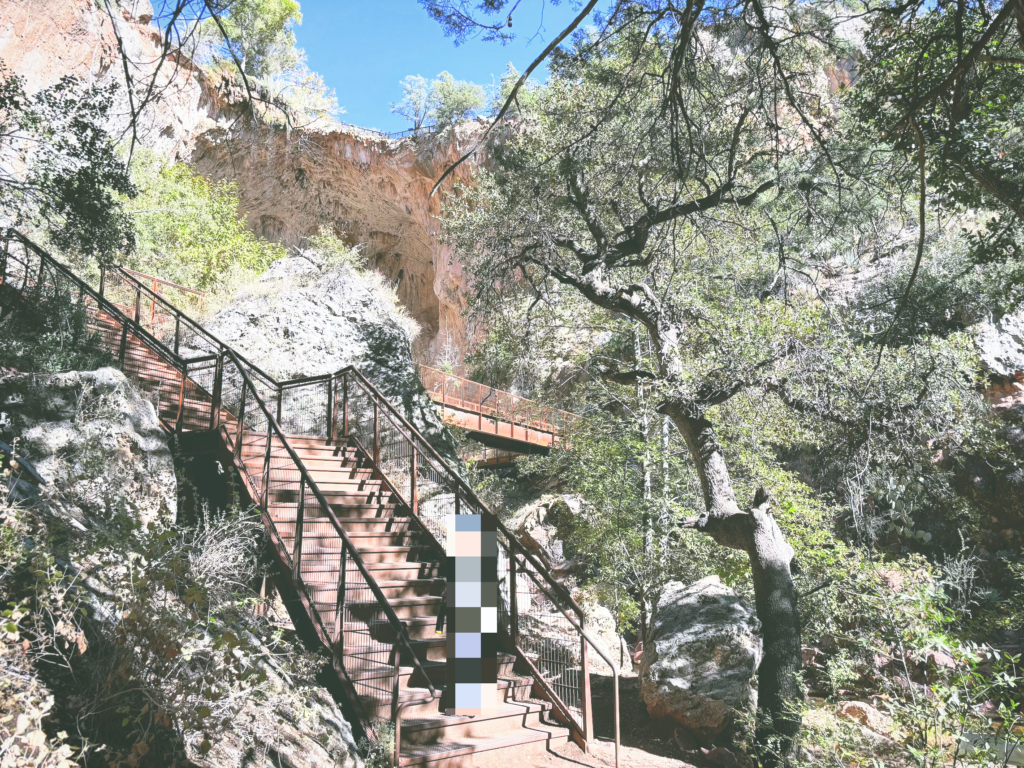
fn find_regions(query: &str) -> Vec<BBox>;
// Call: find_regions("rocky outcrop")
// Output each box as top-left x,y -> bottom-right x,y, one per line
977,309 -> 1024,380
0,0 -> 234,161
192,123 -> 483,364
640,576 -> 762,746
508,494 -> 584,580
0,367 -> 177,528
184,645 -> 362,768
0,368 -> 364,767
203,253 -> 457,459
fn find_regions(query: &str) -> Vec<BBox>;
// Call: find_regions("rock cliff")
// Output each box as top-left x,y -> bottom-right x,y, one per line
0,0 -> 234,160
192,123 -> 481,364
1,0 -> 479,365
204,251 -> 458,459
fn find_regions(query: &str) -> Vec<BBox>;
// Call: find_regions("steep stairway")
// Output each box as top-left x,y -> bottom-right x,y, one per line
0,231 -> 619,768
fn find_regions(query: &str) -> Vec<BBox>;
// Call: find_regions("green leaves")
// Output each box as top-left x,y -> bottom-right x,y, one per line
125,152 -> 285,292
0,66 -> 134,262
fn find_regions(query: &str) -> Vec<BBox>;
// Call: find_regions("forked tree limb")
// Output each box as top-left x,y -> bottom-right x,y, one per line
429,0 -> 601,197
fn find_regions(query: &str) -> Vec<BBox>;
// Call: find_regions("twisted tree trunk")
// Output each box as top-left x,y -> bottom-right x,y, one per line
665,404 -> 802,767
548,264 -> 803,765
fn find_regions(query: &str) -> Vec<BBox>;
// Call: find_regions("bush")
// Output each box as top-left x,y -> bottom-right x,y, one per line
0,284 -> 110,373
126,152 -> 285,294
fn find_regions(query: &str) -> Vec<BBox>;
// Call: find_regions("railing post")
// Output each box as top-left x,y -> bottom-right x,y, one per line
325,376 -> 334,441
175,360 -> 188,434
334,546 -> 347,655
410,448 -> 418,516
173,314 -> 181,356
150,279 -> 157,327
234,384 -> 248,461
342,375 -> 349,436
276,388 -> 283,426
117,320 -> 129,367
292,480 -> 305,580
261,423 -> 273,508
373,400 -> 380,465
210,354 -> 223,430
133,288 -> 141,323
581,620 -> 594,750
509,547 -> 518,647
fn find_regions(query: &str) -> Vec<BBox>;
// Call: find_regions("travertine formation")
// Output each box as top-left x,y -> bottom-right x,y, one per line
192,123 -> 481,363
1,0 -> 480,365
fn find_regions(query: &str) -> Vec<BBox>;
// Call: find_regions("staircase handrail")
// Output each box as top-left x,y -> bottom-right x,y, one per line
5,232 -> 189,365
5,233 -> 437,704
346,364 -> 622,767
333,365 -> 587,619
418,364 -> 577,434
222,349 -> 438,700
119,267 -> 207,298
107,264 -> 280,386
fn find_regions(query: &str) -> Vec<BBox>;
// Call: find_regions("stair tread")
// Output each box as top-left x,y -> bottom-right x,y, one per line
398,721 -> 569,763
401,698 -> 552,731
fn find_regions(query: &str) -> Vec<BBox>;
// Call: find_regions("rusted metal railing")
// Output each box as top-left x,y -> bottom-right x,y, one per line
418,365 -> 576,446
1,232 -> 619,766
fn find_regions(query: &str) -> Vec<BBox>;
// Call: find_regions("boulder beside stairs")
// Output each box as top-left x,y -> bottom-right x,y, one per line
640,576 -> 762,746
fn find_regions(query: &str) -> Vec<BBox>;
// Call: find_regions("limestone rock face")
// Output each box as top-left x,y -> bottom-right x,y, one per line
977,309 -> 1024,379
0,0 -> 233,160
204,254 -> 457,460
193,124 -> 486,364
640,576 -> 762,745
508,494 -> 583,580
185,653 -> 362,768
0,367 -> 176,527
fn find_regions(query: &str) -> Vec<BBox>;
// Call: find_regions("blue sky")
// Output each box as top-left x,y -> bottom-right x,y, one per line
293,0 -> 589,132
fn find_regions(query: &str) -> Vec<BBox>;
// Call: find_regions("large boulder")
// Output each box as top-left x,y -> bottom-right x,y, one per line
0,367 -> 177,528
204,253 -> 457,461
640,576 -> 762,746
976,309 -> 1024,379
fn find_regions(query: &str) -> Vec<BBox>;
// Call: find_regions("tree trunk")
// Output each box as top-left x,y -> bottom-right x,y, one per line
665,402 -> 802,767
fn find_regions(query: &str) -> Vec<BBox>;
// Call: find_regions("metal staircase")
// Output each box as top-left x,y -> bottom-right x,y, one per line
0,231 -> 620,768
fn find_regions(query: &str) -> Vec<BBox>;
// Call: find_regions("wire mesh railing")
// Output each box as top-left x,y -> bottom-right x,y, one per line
331,367 -> 617,757
2,231 -> 618,764
418,365 -> 576,439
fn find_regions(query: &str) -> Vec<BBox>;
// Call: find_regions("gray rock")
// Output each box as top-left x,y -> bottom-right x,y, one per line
507,494 -> 583,580
184,635 -> 363,768
640,576 -> 762,745
120,0 -> 154,23
976,310 -> 1024,378
204,254 -> 457,462
0,367 -> 176,527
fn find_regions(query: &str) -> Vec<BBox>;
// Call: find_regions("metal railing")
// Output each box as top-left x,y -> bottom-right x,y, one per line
335,368 -> 618,766
0,231 -> 436,745
1,231 -> 619,766
418,364 -> 576,442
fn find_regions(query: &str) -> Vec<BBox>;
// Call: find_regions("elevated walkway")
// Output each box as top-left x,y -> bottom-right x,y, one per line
418,366 -> 575,455
0,231 -> 619,768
